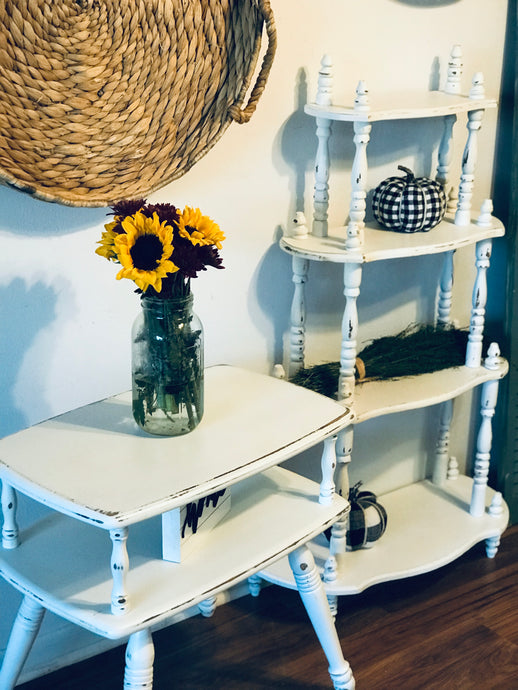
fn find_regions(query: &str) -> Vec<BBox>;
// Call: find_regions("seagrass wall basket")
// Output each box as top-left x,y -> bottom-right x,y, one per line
0,0 -> 277,206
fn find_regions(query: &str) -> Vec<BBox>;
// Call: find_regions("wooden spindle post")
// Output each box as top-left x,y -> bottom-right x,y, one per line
440,45 -> 461,208
436,114 -> 457,210
444,44 -> 463,95
466,238 -> 492,367
339,263 -> 363,400
1,482 -> 20,549
486,492 -> 504,557
110,526 -> 130,615
124,629 -> 154,690
324,426 -> 354,615
248,574 -> 262,597
288,255 -> 309,378
313,55 -> 333,238
288,545 -> 355,690
432,399 -> 453,486
470,343 -> 501,517
198,596 -> 217,618
437,250 -> 455,326
346,81 -> 370,251
319,435 -> 337,506
0,596 -> 45,690
454,73 -> 486,226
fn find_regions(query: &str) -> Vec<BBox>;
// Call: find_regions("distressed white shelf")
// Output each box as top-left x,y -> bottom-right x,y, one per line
0,468 -> 345,638
304,89 -> 497,123
353,360 -> 508,423
268,46 -> 509,615
0,366 -> 356,689
281,215 -> 505,264
260,476 -> 509,595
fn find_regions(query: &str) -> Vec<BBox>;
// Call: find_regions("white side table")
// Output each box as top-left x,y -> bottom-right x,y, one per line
0,366 -> 355,689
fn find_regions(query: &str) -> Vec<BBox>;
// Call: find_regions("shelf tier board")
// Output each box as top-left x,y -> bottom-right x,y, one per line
0,467 -> 347,640
352,360 -> 508,423
280,216 -> 505,264
259,476 -> 509,596
0,366 -> 352,529
304,90 -> 497,123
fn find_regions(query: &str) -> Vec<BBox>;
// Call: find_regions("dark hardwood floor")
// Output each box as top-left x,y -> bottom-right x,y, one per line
19,525 -> 518,689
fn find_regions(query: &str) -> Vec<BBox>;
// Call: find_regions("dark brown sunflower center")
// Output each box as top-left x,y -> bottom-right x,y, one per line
130,234 -> 163,270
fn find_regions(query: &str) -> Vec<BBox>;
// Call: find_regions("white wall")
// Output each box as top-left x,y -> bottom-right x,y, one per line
0,0 -> 509,682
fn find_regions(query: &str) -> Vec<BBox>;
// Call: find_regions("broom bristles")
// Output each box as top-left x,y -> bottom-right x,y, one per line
290,324 -> 470,398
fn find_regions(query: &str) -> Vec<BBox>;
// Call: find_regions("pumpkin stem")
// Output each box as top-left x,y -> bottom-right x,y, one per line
397,165 -> 415,179
348,480 -> 363,502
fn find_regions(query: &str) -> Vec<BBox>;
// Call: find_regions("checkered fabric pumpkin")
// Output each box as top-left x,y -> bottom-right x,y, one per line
372,165 -> 447,233
346,482 -> 387,550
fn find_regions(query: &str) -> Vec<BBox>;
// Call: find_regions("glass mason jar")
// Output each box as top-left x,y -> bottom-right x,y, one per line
131,293 -> 204,436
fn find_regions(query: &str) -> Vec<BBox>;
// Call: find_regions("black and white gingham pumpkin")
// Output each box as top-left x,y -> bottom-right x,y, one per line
346,482 -> 387,550
372,165 -> 447,233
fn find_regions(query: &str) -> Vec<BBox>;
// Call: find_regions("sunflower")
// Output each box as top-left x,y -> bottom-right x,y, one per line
177,206 -> 225,249
95,221 -> 120,261
114,211 -> 178,292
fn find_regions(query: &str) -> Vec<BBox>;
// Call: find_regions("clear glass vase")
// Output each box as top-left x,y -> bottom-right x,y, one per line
132,293 -> 204,436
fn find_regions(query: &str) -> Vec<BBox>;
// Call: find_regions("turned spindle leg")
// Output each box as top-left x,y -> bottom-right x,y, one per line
0,596 -> 45,689
110,526 -> 130,615
437,250 -> 455,327
288,256 -> 309,379
198,595 -> 217,618
486,492 -> 504,558
454,73 -> 486,227
1,482 -> 20,549
432,399 -> 453,486
248,573 -> 262,597
319,435 -> 337,506
313,55 -> 333,237
124,629 -> 155,690
339,263 -> 363,401
436,114 -> 457,208
470,344 -> 501,517
289,546 -> 355,690
466,239 -> 492,368
346,81 -> 370,252
324,427 -> 353,614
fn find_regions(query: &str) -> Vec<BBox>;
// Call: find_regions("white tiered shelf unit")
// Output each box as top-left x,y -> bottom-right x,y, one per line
258,47 -> 509,607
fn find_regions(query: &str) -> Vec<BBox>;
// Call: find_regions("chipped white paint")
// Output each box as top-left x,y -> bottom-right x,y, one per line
0,367 -> 354,689
1,483 -> 19,550
272,47 -> 509,606
288,256 -> 309,377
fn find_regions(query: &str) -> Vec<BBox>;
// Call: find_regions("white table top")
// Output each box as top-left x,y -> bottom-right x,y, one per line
0,366 -> 353,528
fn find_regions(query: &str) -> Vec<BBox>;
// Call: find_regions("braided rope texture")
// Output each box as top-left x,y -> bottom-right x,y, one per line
0,0 -> 276,206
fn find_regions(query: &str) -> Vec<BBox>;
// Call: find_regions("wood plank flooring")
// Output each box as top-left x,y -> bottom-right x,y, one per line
19,525 -> 518,689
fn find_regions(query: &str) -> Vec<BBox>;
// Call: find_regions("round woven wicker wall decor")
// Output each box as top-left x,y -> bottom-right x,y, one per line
0,0 -> 276,206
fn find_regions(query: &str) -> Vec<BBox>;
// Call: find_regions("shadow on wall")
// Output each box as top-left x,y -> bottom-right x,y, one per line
0,184 -> 106,236
0,279 -> 57,437
249,230 -> 293,369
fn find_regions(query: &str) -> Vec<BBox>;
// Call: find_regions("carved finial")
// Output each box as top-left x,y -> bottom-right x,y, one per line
477,199 -> 493,227
354,80 -> 370,112
469,72 -> 485,100
445,44 -> 463,94
447,456 -> 459,481
272,364 -> 286,379
484,342 -> 501,370
316,54 -> 333,106
291,211 -> 309,238
488,492 -> 504,517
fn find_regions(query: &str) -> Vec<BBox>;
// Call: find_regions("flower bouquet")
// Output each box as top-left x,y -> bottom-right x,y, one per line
96,199 -> 225,436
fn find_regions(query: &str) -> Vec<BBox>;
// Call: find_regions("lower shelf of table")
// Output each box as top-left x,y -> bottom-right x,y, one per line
0,467 -> 347,640
259,476 -> 509,595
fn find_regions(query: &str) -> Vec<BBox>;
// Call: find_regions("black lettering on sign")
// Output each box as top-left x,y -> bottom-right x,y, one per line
181,490 -> 227,538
